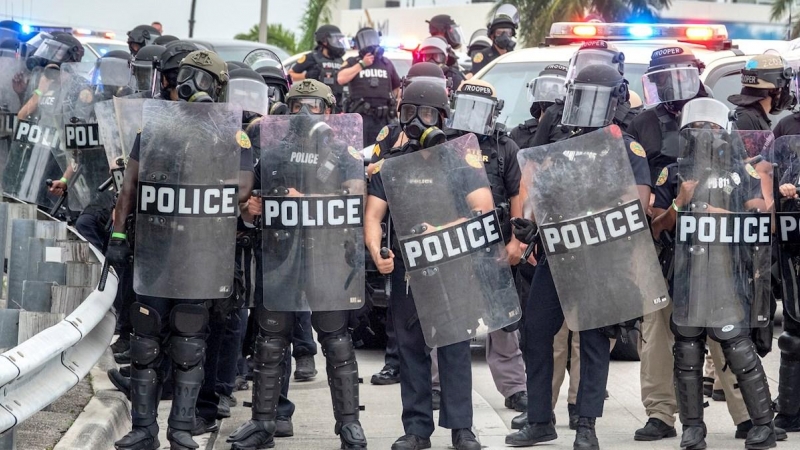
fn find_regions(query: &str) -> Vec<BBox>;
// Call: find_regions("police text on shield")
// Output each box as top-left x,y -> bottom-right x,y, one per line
262,195 -> 363,229
138,181 -> 238,217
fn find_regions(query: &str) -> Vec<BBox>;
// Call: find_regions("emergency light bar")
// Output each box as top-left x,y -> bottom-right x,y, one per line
546,22 -> 731,50
72,28 -> 116,40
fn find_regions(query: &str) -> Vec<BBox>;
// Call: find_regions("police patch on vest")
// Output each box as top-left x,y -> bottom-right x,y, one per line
372,143 -> 381,157
297,54 -> 307,64
137,182 -> 239,217
540,200 -> 647,255
263,195 -> 363,229
399,210 -> 502,270
14,120 -> 62,149
677,212 -> 771,245
630,142 -> 645,158
656,167 -> 668,186
0,112 -> 17,137
236,130 -> 251,149
651,47 -> 683,59
777,212 -> 800,243
473,53 -> 484,64
376,126 -> 389,142
466,152 -> 483,168
745,163 -> 760,179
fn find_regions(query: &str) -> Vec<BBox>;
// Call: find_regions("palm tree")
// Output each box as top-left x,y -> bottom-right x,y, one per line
492,0 -> 670,48
770,0 -> 797,39
234,24 -> 299,54
298,0 -> 334,52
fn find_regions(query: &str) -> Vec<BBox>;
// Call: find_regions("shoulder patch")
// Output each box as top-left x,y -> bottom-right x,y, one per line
472,52 -> 484,64
746,163 -> 760,179
372,143 -> 381,158
297,54 -> 306,64
236,130 -> 251,149
373,159 -> 385,173
466,150 -> 483,169
348,146 -> 362,160
376,126 -> 389,142
630,141 -> 646,158
656,167 -> 668,186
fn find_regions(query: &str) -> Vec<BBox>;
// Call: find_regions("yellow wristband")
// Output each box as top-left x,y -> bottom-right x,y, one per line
59,177 -> 68,184
672,200 -> 680,212
34,89 -> 42,96
111,232 -> 126,240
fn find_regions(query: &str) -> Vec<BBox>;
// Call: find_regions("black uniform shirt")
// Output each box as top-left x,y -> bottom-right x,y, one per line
479,134 -> 521,197
622,134 -> 653,188
510,117 -> 539,150
342,56 -> 401,105
531,102 -> 571,147
291,50 -> 344,96
734,103 -> 771,131
773,113 -> 800,140
468,47 -> 499,75
443,64 -> 466,90
627,105 -> 678,186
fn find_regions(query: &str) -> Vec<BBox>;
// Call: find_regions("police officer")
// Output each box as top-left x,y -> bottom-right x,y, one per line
531,41 -> 627,147
426,14 -> 464,77
414,36 -> 464,90
729,54 -> 794,132
227,79 -> 368,450
154,41 -> 200,100
288,24 -> 347,111
505,64 -> 652,450
127,24 -> 161,57
106,50 -> 254,450
365,77 -> 481,450
130,44 -> 166,97
466,30 -> 492,60
466,4 -> 518,78
337,27 -> 402,144
649,99 -> 779,450
510,64 -> 567,149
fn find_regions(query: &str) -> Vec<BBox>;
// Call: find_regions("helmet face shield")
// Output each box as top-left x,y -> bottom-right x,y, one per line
355,29 -> 381,51
566,49 -> 623,84
447,25 -> 464,50
446,93 -> 497,135
679,97 -> 732,131
326,33 -> 349,51
131,60 -> 155,92
527,75 -> 567,103
641,66 -> 700,106
226,78 -> 270,116
33,39 -> 72,64
93,58 -> 133,88
562,84 -> 618,128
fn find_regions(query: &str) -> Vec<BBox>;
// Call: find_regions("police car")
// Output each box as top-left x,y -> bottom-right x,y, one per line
473,22 -> 783,129
75,36 -> 130,62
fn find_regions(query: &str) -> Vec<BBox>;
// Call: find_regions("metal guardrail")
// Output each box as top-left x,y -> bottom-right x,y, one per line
0,212 -> 119,435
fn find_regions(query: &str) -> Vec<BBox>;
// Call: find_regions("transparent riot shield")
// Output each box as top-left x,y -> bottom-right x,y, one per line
3,64 -> 64,208
0,58 -> 26,192
134,100 -> 243,299
95,100 -> 125,191
380,134 -> 521,348
672,129 -> 773,330
259,113 -> 365,311
770,135 -> 800,324
518,126 -> 668,331
113,96 -> 144,161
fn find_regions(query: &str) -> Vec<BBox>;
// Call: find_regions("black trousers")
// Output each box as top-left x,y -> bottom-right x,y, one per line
391,262 -> 472,437
524,261 -> 610,423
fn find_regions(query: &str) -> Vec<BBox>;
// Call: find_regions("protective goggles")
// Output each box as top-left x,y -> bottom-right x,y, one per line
288,97 -> 326,114
492,27 -> 514,38
177,66 -> 214,91
420,51 -> 446,65
399,103 -> 439,126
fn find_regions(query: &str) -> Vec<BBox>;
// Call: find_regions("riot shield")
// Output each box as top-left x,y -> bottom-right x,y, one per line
259,113 -> 365,311
113,96 -> 145,161
134,100 -> 243,300
0,58 -> 25,191
95,100 -> 125,191
518,126 -> 668,331
772,135 -> 800,324
672,129 -> 773,329
380,134 -> 521,348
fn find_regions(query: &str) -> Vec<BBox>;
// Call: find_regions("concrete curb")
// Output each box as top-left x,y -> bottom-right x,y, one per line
54,347 -> 131,450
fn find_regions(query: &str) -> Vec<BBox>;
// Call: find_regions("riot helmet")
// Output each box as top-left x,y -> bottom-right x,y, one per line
130,44 -> 165,94
427,14 -> 464,50
447,78 -> 503,136
735,54 -> 795,114
315,24 -> 348,59
22,31 -> 52,58
154,35 -> 179,46
0,38 -> 20,58
642,46 -> 703,109
679,97 -> 734,131
226,67 -> 270,118
414,36 -> 449,66
157,40 -> 199,100
401,61 -> 449,96
28,32 -> 84,70
399,77 -> 450,148
562,63 -> 628,128
176,50 -> 229,103
354,28 -> 382,58
467,30 -> 492,59
565,41 -> 624,85
0,20 -> 21,42
127,25 -> 161,56
227,61 -> 248,71
285,79 -> 335,115
527,63 -> 568,109
488,4 -> 519,51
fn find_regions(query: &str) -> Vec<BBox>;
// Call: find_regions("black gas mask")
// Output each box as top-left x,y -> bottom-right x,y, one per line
770,86 -> 794,114
176,66 -> 216,103
329,46 -> 346,59
493,29 -> 516,51
399,103 -> 445,150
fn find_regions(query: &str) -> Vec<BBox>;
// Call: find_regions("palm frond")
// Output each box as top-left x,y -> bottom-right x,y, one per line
298,0 -> 333,52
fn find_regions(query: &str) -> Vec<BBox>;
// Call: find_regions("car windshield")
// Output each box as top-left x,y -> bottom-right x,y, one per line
213,44 -> 290,63
480,61 -> 647,129
390,58 -> 411,79
87,42 -> 129,58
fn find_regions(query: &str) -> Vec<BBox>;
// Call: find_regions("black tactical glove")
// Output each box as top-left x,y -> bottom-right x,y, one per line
105,237 -> 132,268
511,217 -> 538,245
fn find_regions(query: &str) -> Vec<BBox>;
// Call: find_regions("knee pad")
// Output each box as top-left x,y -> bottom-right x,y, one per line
322,333 -> 355,366
253,334 -> 288,365
169,303 -> 208,337
130,334 -> 161,367
670,316 -> 705,339
708,324 -> 749,343
167,336 -> 206,370
721,337 -> 759,375
674,339 -> 705,371
312,310 -> 348,335
778,331 -> 800,358
256,307 -> 292,336
130,302 -> 162,338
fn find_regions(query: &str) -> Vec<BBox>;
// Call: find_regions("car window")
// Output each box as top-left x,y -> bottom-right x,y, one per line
89,42 -> 130,58
390,58 -> 411,79
480,61 -> 648,129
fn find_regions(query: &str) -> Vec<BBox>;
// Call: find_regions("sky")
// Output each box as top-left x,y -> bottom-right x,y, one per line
0,0 -> 307,41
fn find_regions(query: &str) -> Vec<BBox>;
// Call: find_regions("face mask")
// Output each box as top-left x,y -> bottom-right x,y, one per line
328,46 -> 345,59
494,33 -> 515,51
